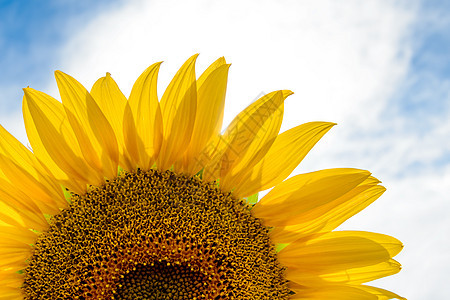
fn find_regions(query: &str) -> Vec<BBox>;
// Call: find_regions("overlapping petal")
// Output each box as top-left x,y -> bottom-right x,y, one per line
270,178 -> 386,243
90,73 -> 129,170
278,231 -> 403,271
181,58 -> 230,173
196,90 -> 291,182
233,121 -> 336,197
0,125 -> 65,212
55,71 -> 119,180
286,259 -> 401,286
23,88 -> 101,192
124,62 -> 163,170
0,269 -> 23,300
252,168 -> 371,226
0,178 -> 48,231
158,54 -> 198,170
290,284 -> 405,300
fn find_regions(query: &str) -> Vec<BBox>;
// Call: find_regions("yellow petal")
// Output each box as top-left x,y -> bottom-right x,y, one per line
233,122 -> 336,197
196,57 -> 226,88
182,62 -> 230,174
0,226 -> 37,245
220,91 -> 292,191
22,92 -> 69,183
122,103 -> 140,170
290,284 -> 403,300
23,88 -> 101,191
90,73 -> 128,169
0,269 -> 23,288
287,259 -> 401,286
0,239 -> 31,250
356,285 -> 406,300
0,125 -> 65,209
0,125 -> 39,178
200,90 -> 289,182
158,54 -> 198,170
278,231 -> 403,272
125,62 -> 163,170
217,90 -> 286,175
0,201 -> 24,228
320,259 -> 402,284
0,247 -> 31,266
0,258 -> 27,271
55,71 -> 119,180
0,287 -> 23,300
0,179 -> 48,231
271,182 -> 385,243
0,154 -> 60,215
252,168 -> 371,227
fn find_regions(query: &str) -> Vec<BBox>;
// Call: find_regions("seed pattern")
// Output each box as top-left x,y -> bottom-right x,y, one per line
23,169 -> 289,299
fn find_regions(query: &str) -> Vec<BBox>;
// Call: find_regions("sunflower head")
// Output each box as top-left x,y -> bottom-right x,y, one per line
0,54 -> 404,299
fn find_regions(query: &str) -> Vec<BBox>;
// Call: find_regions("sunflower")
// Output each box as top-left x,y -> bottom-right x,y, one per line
0,54 -> 404,299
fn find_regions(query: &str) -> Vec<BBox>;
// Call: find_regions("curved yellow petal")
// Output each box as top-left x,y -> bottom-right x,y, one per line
0,286 -> 23,300
0,257 -> 27,271
253,168 -> 371,227
233,121 -> 336,198
289,286 -> 374,300
22,92 -> 69,183
90,73 -> 128,169
0,201 -> 24,228
0,269 -> 23,288
271,182 -> 386,243
0,225 -> 37,245
199,90 -> 289,182
0,125 -> 39,178
0,246 -> 32,268
196,57 -> 226,88
0,178 -> 48,231
122,103 -> 140,170
220,91 -> 292,191
290,284 -> 403,300
124,62 -> 163,170
55,71 -> 119,180
22,96 -> 85,194
158,54 -> 198,170
278,231 -> 403,272
287,259 -> 401,286
0,154 -> 60,215
0,125 -> 65,209
23,88 -> 101,191
182,61 -> 230,174
321,259 -> 402,284
356,285 -> 406,300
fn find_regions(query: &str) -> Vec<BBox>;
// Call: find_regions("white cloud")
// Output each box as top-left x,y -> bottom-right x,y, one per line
0,110 -> 28,146
55,0 -> 414,129
7,0 -> 449,298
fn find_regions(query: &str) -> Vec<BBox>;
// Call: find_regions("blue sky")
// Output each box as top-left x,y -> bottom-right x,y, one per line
0,0 -> 122,112
394,0 -> 449,129
0,0 -> 449,298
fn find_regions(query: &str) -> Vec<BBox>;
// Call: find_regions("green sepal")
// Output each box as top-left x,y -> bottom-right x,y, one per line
62,186 -> 72,203
275,243 -> 288,252
195,168 -> 204,180
245,193 -> 259,206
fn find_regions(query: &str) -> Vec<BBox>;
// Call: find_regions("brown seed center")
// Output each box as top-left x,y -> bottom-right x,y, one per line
23,169 -> 289,299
